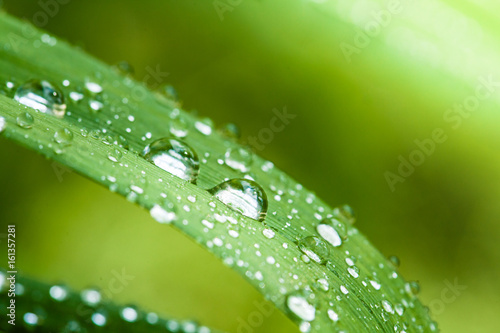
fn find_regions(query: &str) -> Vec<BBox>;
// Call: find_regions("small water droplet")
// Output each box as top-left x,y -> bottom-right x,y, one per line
220,123 -> 241,139
286,292 -> 316,322
150,200 -> 177,224
370,280 -> 381,290
49,285 -> 69,301
381,300 -> 394,313
16,111 -> 34,129
85,81 -> 103,94
388,255 -> 400,267
327,309 -> 339,322
315,278 -> 329,291
298,236 -> 329,264
114,61 -> 135,75
120,306 -> 138,322
406,281 -> 420,295
224,147 -> 252,172
332,204 -> 355,224
194,118 -> 213,135
53,128 -> 73,145
91,311 -> 107,326
81,288 -> 101,306
69,91 -> 84,102
160,84 -> 178,101
347,266 -> 359,278
169,117 -> 188,138
108,148 -> 123,162
262,228 -> 275,239
395,303 -> 404,316
316,220 -> 343,247
142,138 -> 199,183
208,178 -> 268,221
14,79 -> 66,118
23,312 -> 39,326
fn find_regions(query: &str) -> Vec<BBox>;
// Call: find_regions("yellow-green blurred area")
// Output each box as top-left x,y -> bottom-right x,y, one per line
1,0 -> 500,332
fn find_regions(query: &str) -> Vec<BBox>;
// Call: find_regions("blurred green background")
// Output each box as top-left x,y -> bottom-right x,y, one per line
1,0 -> 500,332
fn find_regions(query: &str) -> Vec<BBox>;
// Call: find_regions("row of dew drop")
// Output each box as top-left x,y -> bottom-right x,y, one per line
0,270 -> 212,333
0,78 -> 433,332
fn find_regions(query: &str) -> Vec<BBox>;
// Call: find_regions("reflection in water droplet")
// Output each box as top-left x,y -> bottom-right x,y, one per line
286,292 -> 316,321
14,80 -> 66,118
298,236 -> 329,264
225,147 -> 252,172
316,221 -> 342,247
208,178 -> 268,221
142,138 -> 199,183
16,112 -> 34,129
195,118 -> 213,135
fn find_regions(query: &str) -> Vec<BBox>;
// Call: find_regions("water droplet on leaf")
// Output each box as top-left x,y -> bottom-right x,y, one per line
225,147 -> 252,172
14,79 -> 66,118
53,128 -> 73,145
16,111 -> 34,129
142,138 -> 199,183
286,291 -> 316,322
298,236 -> 329,264
208,178 -> 268,221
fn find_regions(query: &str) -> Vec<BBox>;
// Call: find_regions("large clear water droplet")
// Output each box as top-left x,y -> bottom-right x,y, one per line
142,138 -> 199,183
298,236 -> 330,264
14,80 -> 66,118
286,291 -> 316,322
208,178 -> 268,221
